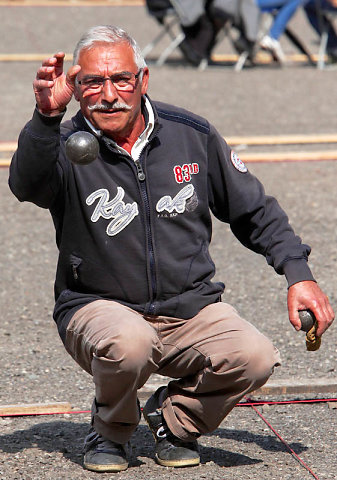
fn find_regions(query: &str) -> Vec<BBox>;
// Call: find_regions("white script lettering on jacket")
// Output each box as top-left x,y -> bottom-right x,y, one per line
156,184 -> 194,214
86,187 -> 139,236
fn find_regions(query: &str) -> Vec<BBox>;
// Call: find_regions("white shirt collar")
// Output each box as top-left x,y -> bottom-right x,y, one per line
130,96 -> 154,161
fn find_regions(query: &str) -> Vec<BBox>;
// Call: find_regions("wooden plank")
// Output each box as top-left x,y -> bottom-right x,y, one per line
227,133 -> 337,146
254,379 -> 337,396
0,159 -> 11,167
239,150 -> 337,162
0,402 -> 72,416
0,1 -> 144,6
213,52 -> 321,64
0,53 -> 73,62
0,142 -> 17,151
138,377 -> 337,401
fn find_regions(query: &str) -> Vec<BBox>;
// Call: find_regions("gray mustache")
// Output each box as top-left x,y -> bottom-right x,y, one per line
88,102 -> 132,112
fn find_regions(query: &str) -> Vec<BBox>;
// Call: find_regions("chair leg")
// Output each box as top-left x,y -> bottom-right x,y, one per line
142,17 -> 182,62
197,58 -> 209,71
142,28 -> 170,58
317,29 -> 329,69
234,51 -> 250,71
156,32 -> 185,66
284,27 -> 315,66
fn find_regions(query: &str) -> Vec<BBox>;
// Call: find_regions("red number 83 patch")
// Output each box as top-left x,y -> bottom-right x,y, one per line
173,163 -> 200,183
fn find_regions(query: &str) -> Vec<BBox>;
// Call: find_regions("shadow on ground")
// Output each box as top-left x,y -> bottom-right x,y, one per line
0,421 -> 307,468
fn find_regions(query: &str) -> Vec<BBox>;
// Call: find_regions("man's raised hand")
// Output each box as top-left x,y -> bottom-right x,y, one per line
33,52 -> 81,116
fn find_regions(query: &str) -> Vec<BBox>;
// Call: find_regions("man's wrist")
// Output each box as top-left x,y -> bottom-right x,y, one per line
283,258 -> 315,288
31,106 -> 66,136
38,107 -> 66,117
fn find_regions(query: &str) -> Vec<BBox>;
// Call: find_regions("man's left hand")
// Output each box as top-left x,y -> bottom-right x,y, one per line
288,280 -> 334,337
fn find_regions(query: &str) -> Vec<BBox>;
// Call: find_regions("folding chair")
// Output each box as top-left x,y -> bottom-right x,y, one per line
142,0 -> 186,66
143,1 -> 259,70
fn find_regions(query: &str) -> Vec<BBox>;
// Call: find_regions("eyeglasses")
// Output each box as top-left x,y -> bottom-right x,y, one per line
77,69 -> 142,92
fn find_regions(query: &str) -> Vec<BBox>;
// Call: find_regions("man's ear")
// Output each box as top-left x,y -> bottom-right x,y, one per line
141,67 -> 149,96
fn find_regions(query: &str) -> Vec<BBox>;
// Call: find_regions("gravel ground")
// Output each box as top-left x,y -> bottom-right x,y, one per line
0,3 -> 336,479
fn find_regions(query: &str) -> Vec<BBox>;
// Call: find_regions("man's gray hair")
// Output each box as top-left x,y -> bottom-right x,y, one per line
73,25 -> 147,69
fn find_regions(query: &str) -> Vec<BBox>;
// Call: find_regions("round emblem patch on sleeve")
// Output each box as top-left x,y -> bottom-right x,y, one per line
231,150 -> 247,173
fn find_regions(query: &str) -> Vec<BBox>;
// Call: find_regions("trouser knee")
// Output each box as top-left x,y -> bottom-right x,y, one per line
211,333 -> 280,391
233,335 -> 280,390
94,319 -> 162,376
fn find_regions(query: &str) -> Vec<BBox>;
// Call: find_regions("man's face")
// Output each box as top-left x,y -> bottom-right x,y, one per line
74,42 -> 149,140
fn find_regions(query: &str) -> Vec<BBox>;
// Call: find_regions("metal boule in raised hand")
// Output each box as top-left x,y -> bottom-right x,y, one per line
299,310 -> 315,333
65,131 -> 99,165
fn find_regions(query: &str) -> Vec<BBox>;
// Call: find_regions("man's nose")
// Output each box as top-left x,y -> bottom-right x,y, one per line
101,79 -> 119,101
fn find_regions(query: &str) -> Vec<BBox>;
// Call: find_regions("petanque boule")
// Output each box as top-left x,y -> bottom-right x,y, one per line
299,309 -> 315,332
299,309 -> 321,351
65,131 -> 100,165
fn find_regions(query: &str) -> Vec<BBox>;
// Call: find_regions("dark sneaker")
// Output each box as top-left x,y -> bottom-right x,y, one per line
83,428 -> 129,472
143,387 -> 200,468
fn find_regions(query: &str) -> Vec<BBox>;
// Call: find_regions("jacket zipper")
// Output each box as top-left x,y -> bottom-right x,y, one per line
72,265 -> 79,280
103,136 -> 158,315
70,255 -> 82,281
135,159 -> 146,181
134,157 -> 157,315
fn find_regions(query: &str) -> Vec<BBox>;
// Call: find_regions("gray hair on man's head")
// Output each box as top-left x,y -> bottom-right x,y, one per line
73,25 -> 147,69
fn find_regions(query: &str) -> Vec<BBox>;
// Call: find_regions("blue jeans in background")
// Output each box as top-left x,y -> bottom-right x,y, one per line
257,0 -> 304,39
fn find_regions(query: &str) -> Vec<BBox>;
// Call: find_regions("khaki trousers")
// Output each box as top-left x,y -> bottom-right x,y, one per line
65,300 -> 281,444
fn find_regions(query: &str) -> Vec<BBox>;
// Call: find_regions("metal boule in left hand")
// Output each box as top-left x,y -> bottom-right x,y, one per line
65,131 -> 99,165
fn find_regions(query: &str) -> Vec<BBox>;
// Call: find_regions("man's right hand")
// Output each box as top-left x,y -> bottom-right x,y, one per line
33,52 -> 81,116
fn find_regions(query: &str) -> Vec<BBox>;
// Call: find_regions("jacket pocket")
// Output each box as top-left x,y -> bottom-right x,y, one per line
67,252 -> 128,299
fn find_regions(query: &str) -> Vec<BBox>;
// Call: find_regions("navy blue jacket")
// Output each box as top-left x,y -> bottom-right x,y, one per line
9,97 -> 314,342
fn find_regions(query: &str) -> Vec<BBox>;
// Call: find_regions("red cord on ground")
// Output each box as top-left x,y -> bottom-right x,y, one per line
244,396 -> 321,480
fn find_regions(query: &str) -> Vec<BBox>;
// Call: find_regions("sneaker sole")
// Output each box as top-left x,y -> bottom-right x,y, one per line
155,454 -> 200,468
83,461 -> 128,472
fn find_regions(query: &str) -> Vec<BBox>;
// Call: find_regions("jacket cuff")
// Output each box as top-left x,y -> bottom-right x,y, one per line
30,106 -> 66,137
282,259 -> 316,288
